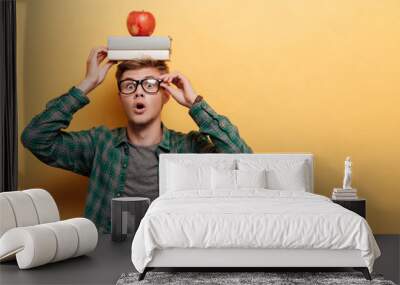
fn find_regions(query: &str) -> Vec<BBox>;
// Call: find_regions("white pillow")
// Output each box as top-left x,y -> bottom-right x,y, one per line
266,166 -> 307,191
236,169 -> 268,188
211,168 -> 236,190
167,161 -> 212,191
211,168 -> 268,190
237,159 -> 308,191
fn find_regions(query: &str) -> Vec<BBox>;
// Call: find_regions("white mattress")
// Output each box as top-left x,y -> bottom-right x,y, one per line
131,189 -> 381,273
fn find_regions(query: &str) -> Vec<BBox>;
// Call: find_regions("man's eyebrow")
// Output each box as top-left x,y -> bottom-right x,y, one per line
120,75 -> 158,81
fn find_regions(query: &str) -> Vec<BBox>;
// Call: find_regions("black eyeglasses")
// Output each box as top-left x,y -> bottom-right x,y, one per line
118,77 -> 164,95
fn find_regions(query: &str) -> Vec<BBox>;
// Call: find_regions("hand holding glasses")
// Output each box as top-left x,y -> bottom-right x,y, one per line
118,77 -> 164,96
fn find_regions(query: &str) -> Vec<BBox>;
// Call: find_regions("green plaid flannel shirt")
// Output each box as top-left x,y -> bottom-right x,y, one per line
21,86 -> 253,233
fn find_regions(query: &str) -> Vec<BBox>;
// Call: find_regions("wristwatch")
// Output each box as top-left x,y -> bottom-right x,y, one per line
192,94 -> 203,106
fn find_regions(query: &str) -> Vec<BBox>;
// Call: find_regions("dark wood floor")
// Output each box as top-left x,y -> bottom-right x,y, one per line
0,234 -> 398,284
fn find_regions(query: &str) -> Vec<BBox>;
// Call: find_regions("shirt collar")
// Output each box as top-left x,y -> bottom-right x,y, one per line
113,121 -> 171,152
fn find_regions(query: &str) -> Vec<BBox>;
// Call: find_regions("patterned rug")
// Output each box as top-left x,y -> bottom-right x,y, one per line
116,271 -> 396,285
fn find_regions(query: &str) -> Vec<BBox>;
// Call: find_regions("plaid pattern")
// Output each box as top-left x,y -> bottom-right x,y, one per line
21,86 -> 253,233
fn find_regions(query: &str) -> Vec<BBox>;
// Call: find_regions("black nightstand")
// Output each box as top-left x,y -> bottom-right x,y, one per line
111,197 -> 150,242
332,198 -> 366,218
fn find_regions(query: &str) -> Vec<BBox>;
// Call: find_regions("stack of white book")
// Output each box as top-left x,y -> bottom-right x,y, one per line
107,36 -> 172,60
332,188 -> 358,200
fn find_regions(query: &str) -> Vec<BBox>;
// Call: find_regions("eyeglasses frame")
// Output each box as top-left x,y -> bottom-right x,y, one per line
117,77 -> 164,95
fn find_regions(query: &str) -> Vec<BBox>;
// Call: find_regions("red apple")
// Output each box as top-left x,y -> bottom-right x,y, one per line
126,10 -> 156,36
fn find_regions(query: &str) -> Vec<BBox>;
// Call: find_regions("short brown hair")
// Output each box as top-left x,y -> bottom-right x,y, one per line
115,57 -> 169,83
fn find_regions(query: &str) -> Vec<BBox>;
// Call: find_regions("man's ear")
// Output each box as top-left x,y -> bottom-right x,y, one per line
162,91 -> 170,105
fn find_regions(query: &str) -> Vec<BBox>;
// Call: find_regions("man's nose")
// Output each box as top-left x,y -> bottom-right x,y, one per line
134,84 -> 145,97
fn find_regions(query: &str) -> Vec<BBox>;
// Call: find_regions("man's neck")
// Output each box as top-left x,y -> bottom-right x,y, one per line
126,118 -> 163,147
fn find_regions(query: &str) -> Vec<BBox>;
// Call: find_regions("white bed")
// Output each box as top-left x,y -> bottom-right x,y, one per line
130,153 -> 381,281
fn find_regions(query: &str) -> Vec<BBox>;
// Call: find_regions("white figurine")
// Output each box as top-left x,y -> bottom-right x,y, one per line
342,156 -> 352,190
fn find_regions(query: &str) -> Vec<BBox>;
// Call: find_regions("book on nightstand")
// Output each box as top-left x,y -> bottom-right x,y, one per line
107,36 -> 172,60
332,187 -> 358,200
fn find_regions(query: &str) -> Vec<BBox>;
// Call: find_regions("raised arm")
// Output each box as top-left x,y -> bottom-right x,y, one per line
21,87 -> 98,176
158,71 -> 254,153
21,46 -> 117,176
187,98 -> 253,153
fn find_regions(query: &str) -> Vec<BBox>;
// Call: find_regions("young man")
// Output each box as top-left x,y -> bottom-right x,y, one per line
21,46 -> 253,233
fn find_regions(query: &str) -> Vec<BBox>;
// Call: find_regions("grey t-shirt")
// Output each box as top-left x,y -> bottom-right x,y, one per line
122,142 -> 161,202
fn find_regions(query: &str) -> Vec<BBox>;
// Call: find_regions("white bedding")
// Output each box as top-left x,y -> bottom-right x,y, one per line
131,189 -> 381,273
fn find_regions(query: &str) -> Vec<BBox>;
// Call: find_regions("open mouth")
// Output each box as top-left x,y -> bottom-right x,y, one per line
136,102 -> 145,109
134,102 -> 146,114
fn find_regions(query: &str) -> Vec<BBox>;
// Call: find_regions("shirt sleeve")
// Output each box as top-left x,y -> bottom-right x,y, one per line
20,86 -> 98,177
188,98 -> 253,153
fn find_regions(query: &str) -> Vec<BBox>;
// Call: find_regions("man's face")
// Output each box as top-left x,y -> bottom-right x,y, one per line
118,67 -> 169,126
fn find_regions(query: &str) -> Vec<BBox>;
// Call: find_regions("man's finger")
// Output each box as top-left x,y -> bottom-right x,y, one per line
160,82 -> 175,93
93,47 -> 108,58
91,46 -> 104,57
106,59 -> 118,66
101,59 -> 117,72
95,48 -> 107,56
98,53 -> 107,62
90,47 -> 106,65
89,48 -> 96,57
87,48 -> 96,64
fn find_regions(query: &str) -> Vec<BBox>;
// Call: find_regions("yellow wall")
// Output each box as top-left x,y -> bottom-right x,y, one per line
17,0 -> 400,234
